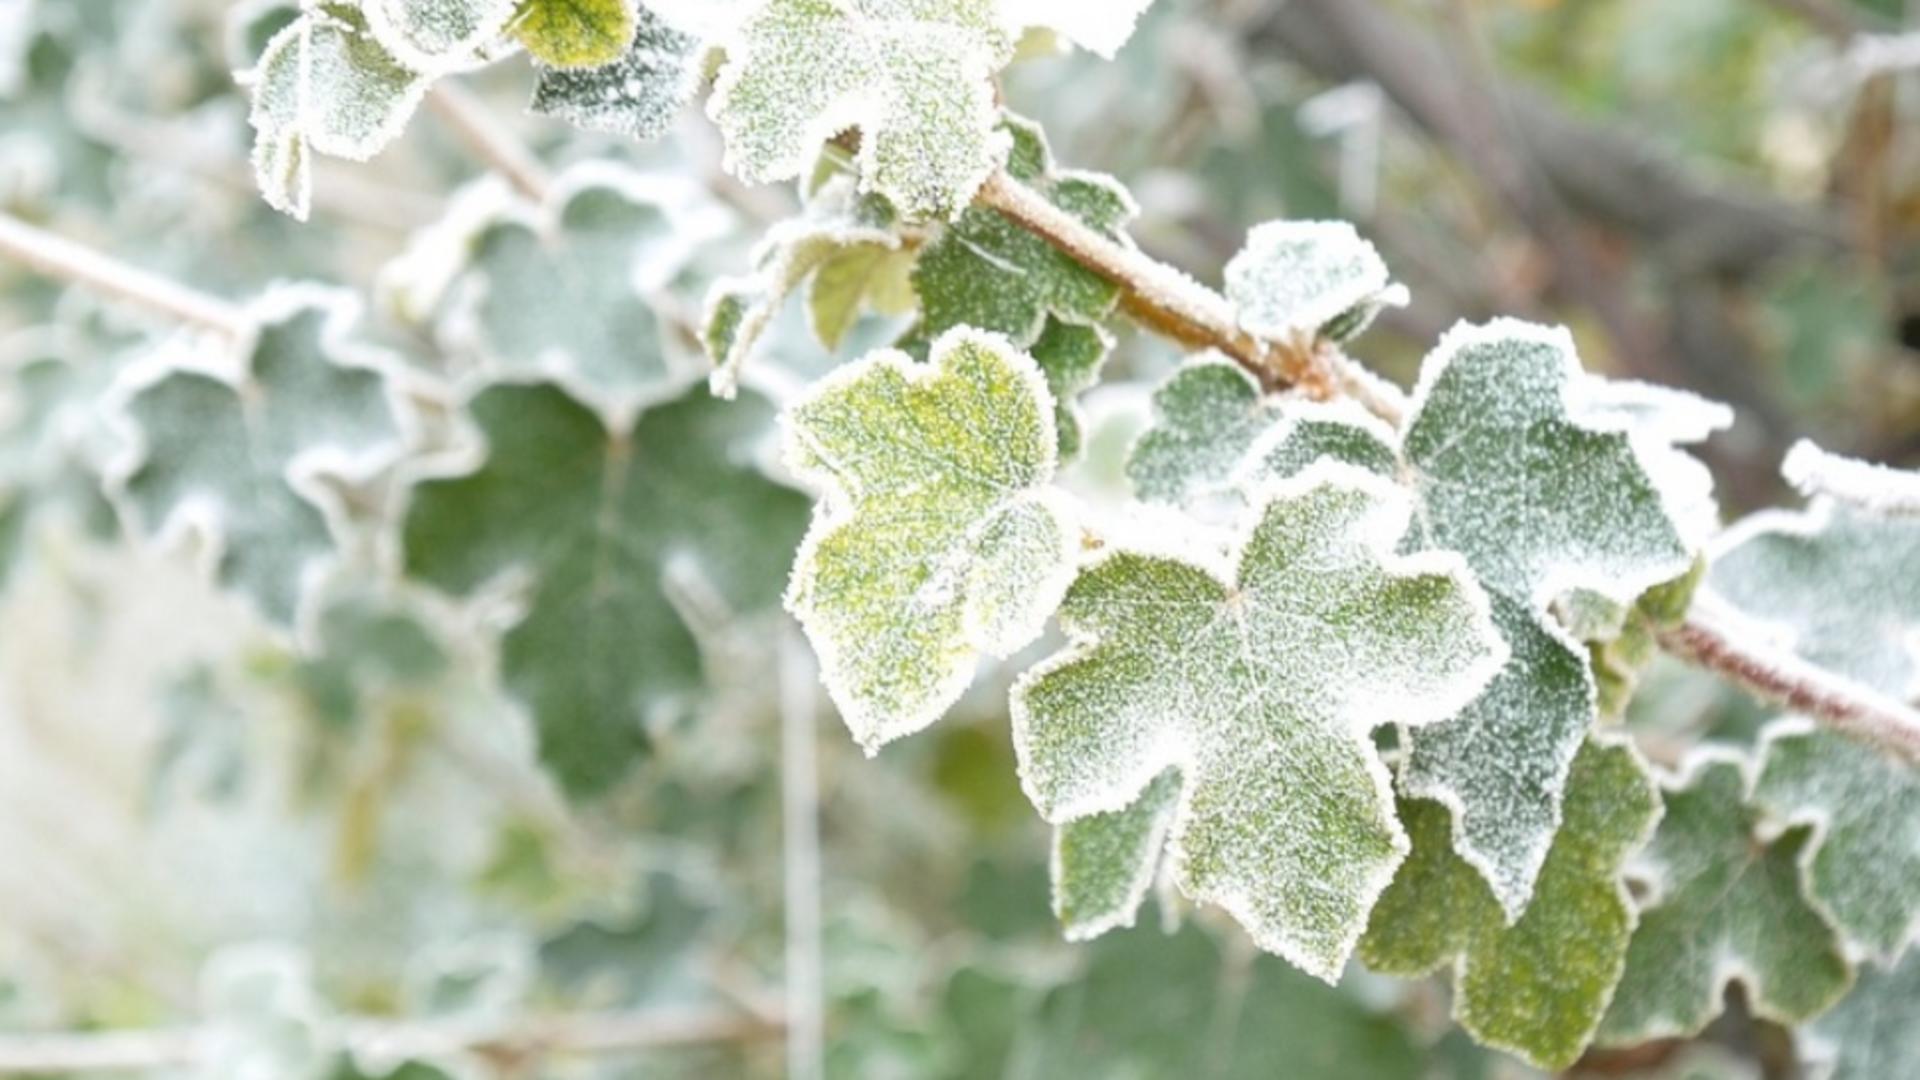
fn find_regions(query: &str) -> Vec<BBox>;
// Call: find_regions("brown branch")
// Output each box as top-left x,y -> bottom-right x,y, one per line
426,83 -> 554,202
0,213 -> 251,338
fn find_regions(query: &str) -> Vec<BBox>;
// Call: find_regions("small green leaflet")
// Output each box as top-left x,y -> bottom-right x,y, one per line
1126,355 -> 1282,505
245,3 -> 430,221
1801,950 -> 1920,1080
1051,768 -> 1179,940
402,381 -> 808,797
1597,753 -> 1853,1045
1224,220 -> 1406,344
362,0 -> 514,73
1360,737 -> 1661,1070
512,0 -> 637,69
708,0 -> 1012,220
529,5 -> 702,141
1753,719 -> 1920,962
114,287 -> 409,631
1029,319 -> 1109,459
784,329 -> 1076,752
1013,463 -> 1505,980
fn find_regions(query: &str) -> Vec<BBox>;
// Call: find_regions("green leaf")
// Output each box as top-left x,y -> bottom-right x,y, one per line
911,113 -> 1133,347
708,0 -> 1014,220
115,287 -> 408,630
529,5 -> 702,141
1597,753 -> 1853,1045
1051,767 -> 1179,941
1126,355 -> 1282,505
785,329 -> 1076,752
1013,464 -> 1505,979
246,4 -> 431,221
363,0 -> 516,71
511,0 -> 637,69
1030,318 -> 1110,459
1752,719 -> 1920,962
1224,220 -> 1406,343
1360,737 -> 1662,1070
402,381 -> 808,797
1801,950 -> 1920,1080
1782,438 -> 1920,517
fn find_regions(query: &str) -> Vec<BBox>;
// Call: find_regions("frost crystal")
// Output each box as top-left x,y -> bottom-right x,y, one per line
1052,768 -> 1179,940
1783,439 -> 1920,516
784,330 -> 1077,752
530,6 -> 703,141
708,0 -> 1013,220
113,287 -> 410,631
1013,463 -> 1505,980
1225,220 -> 1407,344
1126,355 -> 1282,505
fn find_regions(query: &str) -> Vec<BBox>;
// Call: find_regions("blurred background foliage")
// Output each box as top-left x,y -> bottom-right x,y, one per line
0,0 -> 1914,1076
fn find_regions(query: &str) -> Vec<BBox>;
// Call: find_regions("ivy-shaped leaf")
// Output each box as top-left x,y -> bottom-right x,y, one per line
245,3 -> 431,221
784,329 -> 1076,752
997,1 -> 1157,59
1030,318 -> 1109,459
362,0 -> 514,72
1359,737 -> 1661,1070
1225,220 -> 1407,344
1013,463 -> 1505,980
402,382 -> 809,797
1597,753 -> 1853,1046
1801,950 -> 1920,1080
1051,767 -> 1179,941
1126,355 -> 1282,505
114,287 -> 409,630
512,0 -> 637,69
708,0 -> 1013,220
529,5 -> 702,142
1752,719 -> 1920,962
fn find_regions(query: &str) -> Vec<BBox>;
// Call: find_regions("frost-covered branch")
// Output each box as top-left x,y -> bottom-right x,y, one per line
0,213 -> 251,338
426,83 -> 555,202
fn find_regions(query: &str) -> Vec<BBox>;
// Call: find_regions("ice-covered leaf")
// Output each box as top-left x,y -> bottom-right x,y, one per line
1030,318 -> 1109,459
1225,220 -> 1406,344
363,0 -> 514,72
200,946 -> 329,1080
1013,463 -> 1505,979
530,5 -> 702,141
998,0 -> 1156,59
1801,950 -> 1920,1080
784,329 -> 1075,752
1360,737 -> 1661,1070
1783,439 -> 1920,517
1126,355 -> 1282,505
1752,719 -> 1920,962
114,287 -> 409,630
911,113 -> 1133,347
245,4 -> 431,221
1051,767 -> 1178,941
1597,753 -> 1853,1045
512,0 -> 637,69
708,0 -> 1014,220
403,382 -> 808,797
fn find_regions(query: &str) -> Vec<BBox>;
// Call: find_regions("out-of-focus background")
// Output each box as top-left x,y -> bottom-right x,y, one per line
0,0 -> 1913,1076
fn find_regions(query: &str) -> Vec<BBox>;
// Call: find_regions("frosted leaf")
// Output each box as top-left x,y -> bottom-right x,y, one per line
512,0 -> 638,69
1597,753 -> 1853,1045
363,0 -> 515,72
1012,463 -> 1506,980
530,6 -> 702,141
1126,355 -> 1282,505
1225,220 -> 1407,344
245,4 -> 431,221
1051,767 -> 1179,940
1030,318 -> 1110,459
1752,719 -> 1920,962
784,329 -> 1076,751
1784,439 -> 1920,517
912,113 -> 1133,347
403,382 -> 808,797
998,0 -> 1155,58
708,0 -> 1014,220
200,946 -> 329,1080
1801,951 -> 1920,1080
113,287 -> 409,630
643,0 -> 758,39
1360,737 -> 1662,1070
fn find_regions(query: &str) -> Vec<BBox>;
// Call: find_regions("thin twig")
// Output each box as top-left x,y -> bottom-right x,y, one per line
426,83 -> 554,202
0,213 -> 251,338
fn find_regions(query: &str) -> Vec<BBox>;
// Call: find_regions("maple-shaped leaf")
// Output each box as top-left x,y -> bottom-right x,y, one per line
114,287 -> 409,630
784,329 -> 1076,752
1127,355 -> 1282,505
708,0 -> 1013,220
385,165 -> 723,419
245,3 -> 431,221
1597,753 -> 1853,1046
998,0 -> 1157,59
1359,737 -> 1661,1070
363,0 -> 514,72
1052,767 -> 1179,941
1225,220 -> 1407,344
1801,950 -> 1920,1080
513,0 -> 636,69
402,381 -> 809,797
530,5 -> 703,142
1012,463 -> 1505,980
911,113 -> 1133,347
1752,719 -> 1920,962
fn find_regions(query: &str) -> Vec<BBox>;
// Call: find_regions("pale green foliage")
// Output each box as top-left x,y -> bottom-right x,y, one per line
1753,719 -> 1920,962
513,0 -> 638,69
708,0 -> 1013,220
1029,319 -> 1109,459
1127,355 -> 1282,504
997,0 -> 1157,59
363,0 -> 515,72
1360,738 -> 1661,1070
402,382 -> 808,797
1051,767 -> 1178,940
530,6 -> 703,141
245,4 -> 430,221
116,288 -> 407,630
1013,464 -> 1505,980
1802,950 -> 1920,1080
1224,220 -> 1406,343
1784,438 -> 1920,517
784,329 -> 1076,751
1599,755 -> 1853,1044
200,946 -> 328,1080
